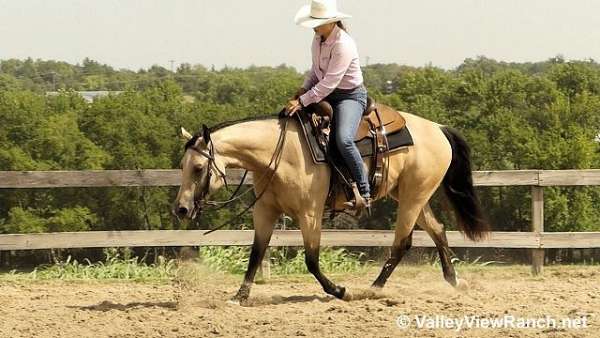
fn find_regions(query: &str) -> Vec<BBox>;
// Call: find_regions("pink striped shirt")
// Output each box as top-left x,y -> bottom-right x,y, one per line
299,25 -> 364,106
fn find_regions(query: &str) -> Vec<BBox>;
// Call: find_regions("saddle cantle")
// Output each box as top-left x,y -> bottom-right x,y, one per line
295,97 -> 414,213
356,101 -> 406,141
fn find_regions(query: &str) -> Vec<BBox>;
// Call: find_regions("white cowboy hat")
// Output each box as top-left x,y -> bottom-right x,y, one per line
294,0 -> 352,29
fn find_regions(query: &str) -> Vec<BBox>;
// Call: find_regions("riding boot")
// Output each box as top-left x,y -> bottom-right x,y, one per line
343,183 -> 372,216
343,195 -> 372,217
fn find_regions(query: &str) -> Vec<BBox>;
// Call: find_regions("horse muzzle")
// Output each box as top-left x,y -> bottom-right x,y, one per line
174,206 -> 189,218
172,201 -> 199,220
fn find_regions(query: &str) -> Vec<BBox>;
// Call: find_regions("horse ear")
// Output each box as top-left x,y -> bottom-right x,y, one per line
202,124 -> 211,144
180,127 -> 193,141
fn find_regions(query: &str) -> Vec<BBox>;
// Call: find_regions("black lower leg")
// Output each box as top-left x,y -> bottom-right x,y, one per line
305,248 -> 346,299
431,231 -> 458,286
232,239 -> 269,302
372,231 -> 413,288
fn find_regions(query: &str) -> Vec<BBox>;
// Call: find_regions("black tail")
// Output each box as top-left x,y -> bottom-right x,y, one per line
440,127 -> 490,241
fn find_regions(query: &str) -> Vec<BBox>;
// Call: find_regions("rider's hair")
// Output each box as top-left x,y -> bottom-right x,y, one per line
336,21 -> 347,32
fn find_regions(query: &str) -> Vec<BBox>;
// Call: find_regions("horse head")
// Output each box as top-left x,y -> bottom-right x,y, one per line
173,125 -> 227,220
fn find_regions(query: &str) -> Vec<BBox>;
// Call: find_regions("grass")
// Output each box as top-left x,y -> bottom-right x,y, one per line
1,247 -> 597,284
2,248 -> 178,282
198,246 -> 370,275
0,246 -> 370,281
271,247 -> 368,275
2,247 -> 544,282
428,253 -> 505,269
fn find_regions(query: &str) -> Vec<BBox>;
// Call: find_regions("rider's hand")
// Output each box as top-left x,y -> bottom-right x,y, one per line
285,99 -> 303,116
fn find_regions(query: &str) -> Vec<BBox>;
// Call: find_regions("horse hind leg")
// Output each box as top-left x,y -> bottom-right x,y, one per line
417,203 -> 467,289
371,229 -> 413,288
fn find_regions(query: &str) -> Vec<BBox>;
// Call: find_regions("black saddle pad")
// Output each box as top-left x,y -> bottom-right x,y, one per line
296,110 -> 414,164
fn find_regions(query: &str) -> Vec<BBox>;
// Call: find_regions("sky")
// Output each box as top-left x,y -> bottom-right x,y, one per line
1,0 -> 599,72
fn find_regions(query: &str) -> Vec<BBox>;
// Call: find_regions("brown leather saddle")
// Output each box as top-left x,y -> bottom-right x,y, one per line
296,97 -> 414,213
356,97 -> 406,141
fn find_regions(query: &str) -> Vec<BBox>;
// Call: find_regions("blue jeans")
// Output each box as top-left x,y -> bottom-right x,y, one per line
326,85 -> 370,197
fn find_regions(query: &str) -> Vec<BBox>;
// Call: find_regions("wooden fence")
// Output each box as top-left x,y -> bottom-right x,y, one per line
1,169 -> 600,276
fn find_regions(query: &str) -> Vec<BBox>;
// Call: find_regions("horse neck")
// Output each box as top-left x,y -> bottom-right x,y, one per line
212,119 -> 283,171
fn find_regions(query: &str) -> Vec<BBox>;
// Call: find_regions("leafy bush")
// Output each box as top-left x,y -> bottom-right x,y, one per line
0,206 -> 96,233
2,56 -> 600,267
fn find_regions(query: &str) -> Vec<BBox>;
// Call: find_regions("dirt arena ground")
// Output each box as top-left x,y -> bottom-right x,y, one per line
0,264 -> 597,338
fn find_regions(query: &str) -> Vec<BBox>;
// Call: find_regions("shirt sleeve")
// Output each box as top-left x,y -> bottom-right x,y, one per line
299,42 -> 353,106
302,68 -> 319,91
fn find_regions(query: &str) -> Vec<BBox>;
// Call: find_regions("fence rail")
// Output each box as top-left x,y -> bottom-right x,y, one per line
1,169 -> 600,275
1,169 -> 600,188
1,230 -> 599,251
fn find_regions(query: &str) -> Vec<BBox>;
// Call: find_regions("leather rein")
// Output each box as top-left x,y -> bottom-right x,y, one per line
186,115 -> 290,235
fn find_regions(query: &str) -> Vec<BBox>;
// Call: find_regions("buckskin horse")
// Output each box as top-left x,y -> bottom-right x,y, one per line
173,103 -> 489,304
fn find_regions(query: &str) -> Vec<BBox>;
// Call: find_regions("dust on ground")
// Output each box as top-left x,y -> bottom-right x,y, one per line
0,264 -> 598,337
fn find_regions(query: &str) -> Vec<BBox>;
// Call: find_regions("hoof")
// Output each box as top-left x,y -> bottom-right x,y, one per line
226,298 -> 241,306
332,286 -> 346,300
454,278 -> 469,291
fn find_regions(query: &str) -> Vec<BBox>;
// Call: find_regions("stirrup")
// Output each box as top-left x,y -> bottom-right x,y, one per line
360,196 -> 373,217
343,183 -> 372,216
343,196 -> 372,217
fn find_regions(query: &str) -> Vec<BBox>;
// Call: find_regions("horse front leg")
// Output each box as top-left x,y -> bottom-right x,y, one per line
299,213 -> 346,300
230,200 -> 280,304
372,194 -> 424,288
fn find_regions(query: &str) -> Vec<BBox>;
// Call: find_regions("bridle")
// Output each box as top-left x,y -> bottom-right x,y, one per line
186,139 -> 230,220
183,115 -> 291,235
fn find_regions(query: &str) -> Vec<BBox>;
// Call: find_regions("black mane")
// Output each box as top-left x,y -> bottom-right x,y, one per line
184,113 -> 282,150
208,113 -> 281,132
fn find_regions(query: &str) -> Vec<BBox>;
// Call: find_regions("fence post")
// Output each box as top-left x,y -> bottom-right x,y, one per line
260,248 -> 271,280
258,214 -> 287,282
256,247 -> 270,281
531,186 -> 544,275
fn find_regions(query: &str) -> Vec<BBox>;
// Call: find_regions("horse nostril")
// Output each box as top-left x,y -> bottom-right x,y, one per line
177,207 -> 188,217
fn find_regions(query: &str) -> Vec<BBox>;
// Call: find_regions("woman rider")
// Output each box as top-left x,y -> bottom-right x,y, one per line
286,0 -> 371,210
